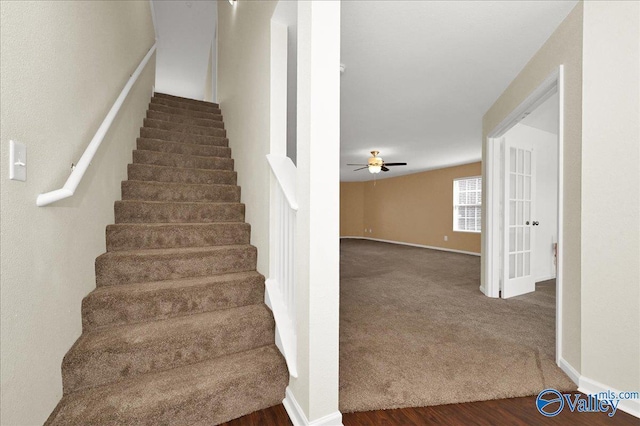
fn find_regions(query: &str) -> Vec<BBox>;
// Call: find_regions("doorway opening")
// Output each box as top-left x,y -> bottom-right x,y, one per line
484,66 -> 565,364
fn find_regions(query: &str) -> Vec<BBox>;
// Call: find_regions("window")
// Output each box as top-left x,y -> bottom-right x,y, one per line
453,176 -> 482,233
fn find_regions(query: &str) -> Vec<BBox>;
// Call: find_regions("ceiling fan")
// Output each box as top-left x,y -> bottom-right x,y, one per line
347,151 -> 407,174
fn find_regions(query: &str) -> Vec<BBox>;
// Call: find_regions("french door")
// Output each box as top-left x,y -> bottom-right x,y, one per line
502,137 -> 537,298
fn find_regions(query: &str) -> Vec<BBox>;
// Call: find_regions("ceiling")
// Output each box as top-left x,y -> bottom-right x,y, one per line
340,0 -> 577,181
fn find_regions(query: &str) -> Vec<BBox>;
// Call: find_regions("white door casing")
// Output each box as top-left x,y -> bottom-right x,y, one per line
502,137 -> 536,298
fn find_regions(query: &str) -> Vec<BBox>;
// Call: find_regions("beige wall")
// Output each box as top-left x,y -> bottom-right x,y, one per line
217,0 -> 278,276
341,162 -> 482,254
0,2 -> 155,424
581,0 -> 639,393
340,181 -> 365,237
482,3 -> 583,370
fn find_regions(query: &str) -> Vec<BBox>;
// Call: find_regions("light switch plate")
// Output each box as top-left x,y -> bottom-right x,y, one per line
9,140 -> 26,181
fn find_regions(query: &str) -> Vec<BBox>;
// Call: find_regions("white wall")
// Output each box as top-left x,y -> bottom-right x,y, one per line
533,129 -> 558,282
0,2 -> 155,424
286,7 -> 298,165
506,123 -> 558,282
272,0 -> 298,165
204,41 -> 215,102
581,0 -> 640,400
153,0 -> 216,100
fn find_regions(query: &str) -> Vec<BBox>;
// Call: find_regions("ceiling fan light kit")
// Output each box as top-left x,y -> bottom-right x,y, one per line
368,151 -> 383,174
348,150 -> 408,175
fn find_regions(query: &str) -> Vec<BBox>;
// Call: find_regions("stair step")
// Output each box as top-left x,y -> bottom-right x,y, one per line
148,103 -> 223,121
82,271 -> 265,330
62,304 -> 274,393
133,150 -> 234,171
114,200 -> 245,223
140,127 -> 228,147
121,180 -> 240,203
95,245 -> 257,286
143,118 -> 226,138
106,222 -> 250,251
128,164 -> 237,185
147,110 -> 224,129
137,138 -> 230,158
151,96 -> 222,115
154,92 -> 220,109
47,345 -> 287,426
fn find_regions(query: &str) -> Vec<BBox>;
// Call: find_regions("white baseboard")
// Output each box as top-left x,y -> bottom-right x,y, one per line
558,357 -> 580,385
557,358 -> 639,419
535,273 -> 557,283
578,375 -> 640,418
340,236 -> 481,257
283,387 -> 343,426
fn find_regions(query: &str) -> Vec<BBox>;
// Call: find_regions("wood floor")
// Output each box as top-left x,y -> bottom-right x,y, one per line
221,397 -> 639,425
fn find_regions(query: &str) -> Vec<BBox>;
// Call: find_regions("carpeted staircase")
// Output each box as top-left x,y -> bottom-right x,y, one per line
46,93 -> 289,425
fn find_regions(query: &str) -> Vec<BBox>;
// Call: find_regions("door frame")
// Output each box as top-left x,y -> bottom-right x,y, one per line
484,66 -> 564,363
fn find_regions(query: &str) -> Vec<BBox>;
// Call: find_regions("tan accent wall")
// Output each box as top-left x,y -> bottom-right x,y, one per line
340,182 -> 365,237
0,2 -> 155,424
341,162 -> 482,254
482,3 -> 583,369
217,0 -> 278,276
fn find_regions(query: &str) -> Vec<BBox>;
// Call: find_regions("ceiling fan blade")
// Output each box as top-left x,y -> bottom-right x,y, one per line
347,163 -> 367,166
381,166 -> 390,172
383,162 -> 407,166
353,166 -> 368,171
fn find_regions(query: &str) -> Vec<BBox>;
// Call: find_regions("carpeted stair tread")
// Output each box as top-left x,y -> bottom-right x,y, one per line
128,163 -> 237,185
148,103 -> 223,121
82,272 -> 265,330
137,138 -> 231,158
62,304 -> 275,393
121,180 -> 240,203
106,222 -> 250,251
47,99 -> 289,425
47,345 -> 288,426
154,92 -> 220,109
133,149 -> 234,171
147,110 -> 225,129
140,127 -> 228,146
151,96 -> 222,115
114,200 -> 245,223
143,118 -> 226,138
95,245 -> 257,287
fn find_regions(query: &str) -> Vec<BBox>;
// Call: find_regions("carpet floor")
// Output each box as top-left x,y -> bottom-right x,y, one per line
339,239 -> 575,413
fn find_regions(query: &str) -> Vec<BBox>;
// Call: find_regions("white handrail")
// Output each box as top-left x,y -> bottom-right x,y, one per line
36,44 -> 157,207
266,154 -> 298,211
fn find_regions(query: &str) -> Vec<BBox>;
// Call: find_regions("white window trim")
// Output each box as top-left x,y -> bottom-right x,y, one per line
453,175 -> 482,234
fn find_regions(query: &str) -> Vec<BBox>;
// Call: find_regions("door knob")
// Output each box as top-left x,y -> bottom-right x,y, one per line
526,221 -> 530,225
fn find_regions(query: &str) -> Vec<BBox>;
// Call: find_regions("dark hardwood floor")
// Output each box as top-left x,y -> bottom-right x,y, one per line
221,397 -> 639,425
